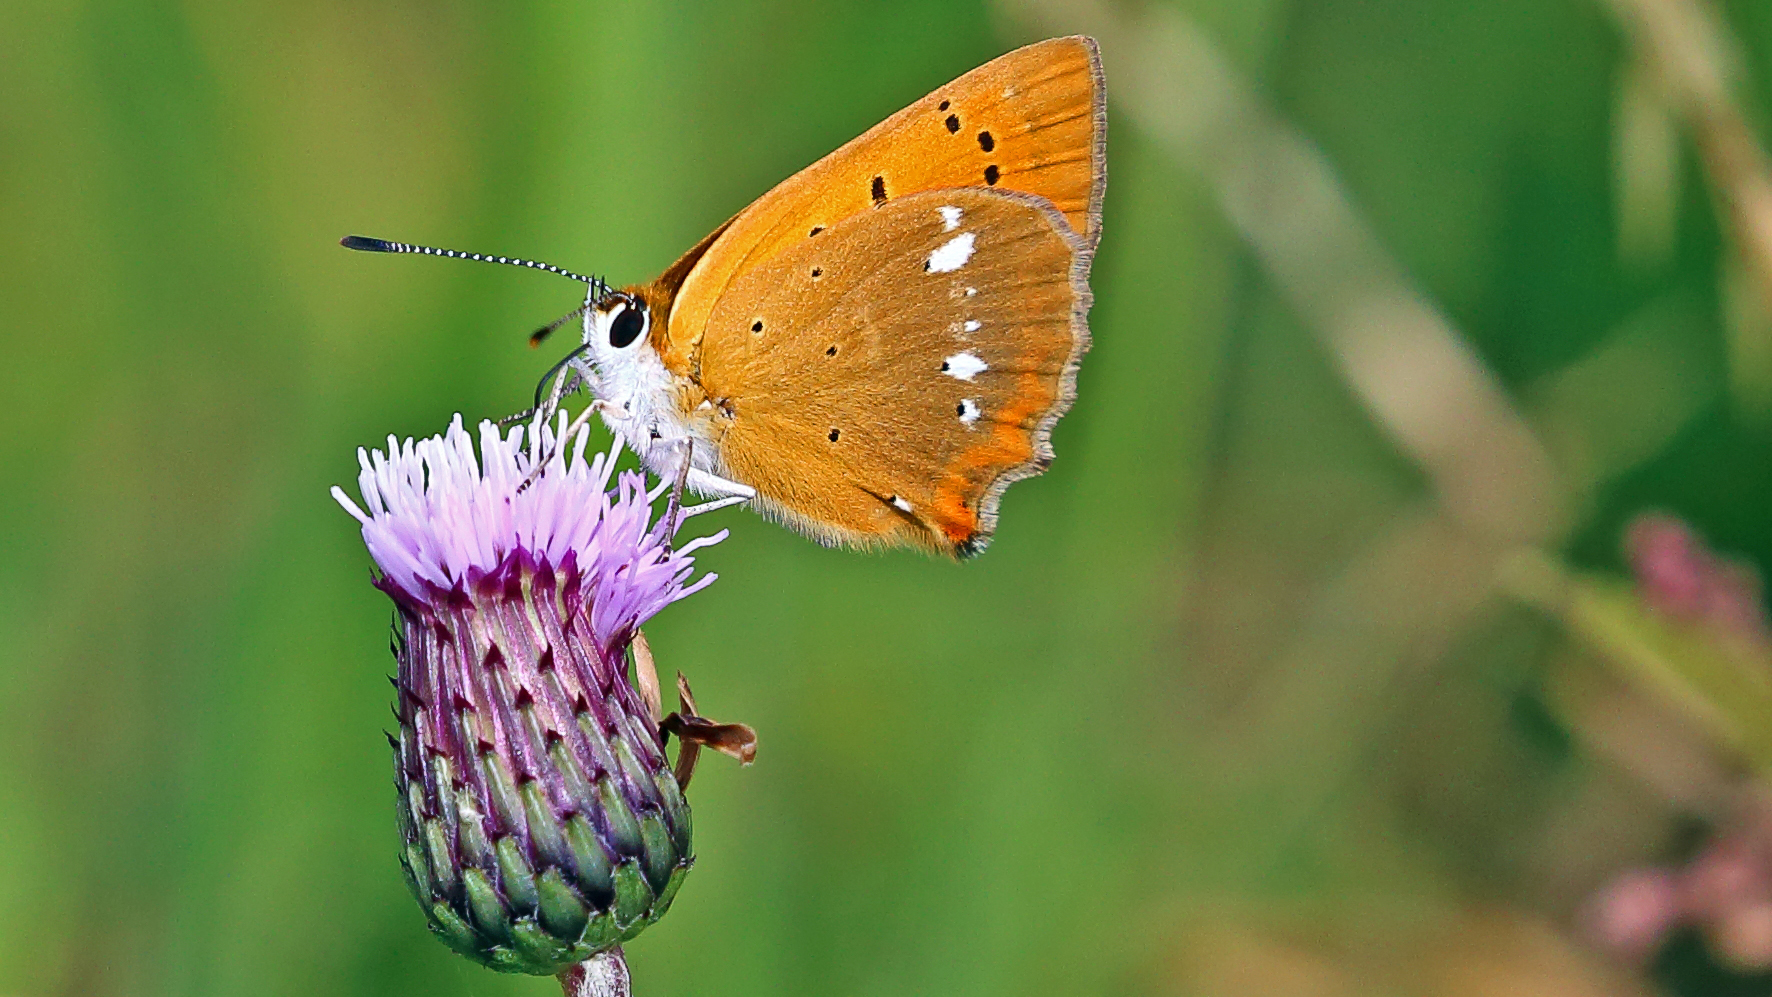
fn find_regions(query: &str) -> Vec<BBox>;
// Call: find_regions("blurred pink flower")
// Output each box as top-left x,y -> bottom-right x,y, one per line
1588,804 -> 1772,970
1625,513 -> 1770,645
1583,866 -> 1685,962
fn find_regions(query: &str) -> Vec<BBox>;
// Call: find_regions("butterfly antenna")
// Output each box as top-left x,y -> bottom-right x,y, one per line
340,235 -> 613,302
529,303 -> 591,348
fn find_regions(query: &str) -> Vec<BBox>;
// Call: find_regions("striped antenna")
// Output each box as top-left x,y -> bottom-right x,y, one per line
529,303 -> 591,348
340,235 -> 613,302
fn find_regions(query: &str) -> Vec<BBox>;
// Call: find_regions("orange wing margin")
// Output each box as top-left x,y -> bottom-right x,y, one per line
654,36 -> 1105,372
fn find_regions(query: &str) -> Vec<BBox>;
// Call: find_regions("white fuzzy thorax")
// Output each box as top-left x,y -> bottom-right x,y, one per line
572,296 -> 740,500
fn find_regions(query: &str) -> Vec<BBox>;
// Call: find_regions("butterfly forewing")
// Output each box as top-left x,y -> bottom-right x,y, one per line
658,36 -> 1104,371
692,188 -> 1090,556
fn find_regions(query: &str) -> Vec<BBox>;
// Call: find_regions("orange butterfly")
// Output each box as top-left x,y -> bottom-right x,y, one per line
350,37 -> 1104,557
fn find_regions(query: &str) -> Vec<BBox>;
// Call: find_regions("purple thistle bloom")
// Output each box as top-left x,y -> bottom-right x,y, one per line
334,414 -> 722,650
333,414 -> 724,979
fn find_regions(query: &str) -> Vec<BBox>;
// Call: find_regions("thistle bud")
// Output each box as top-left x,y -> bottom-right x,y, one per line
333,415 -> 725,976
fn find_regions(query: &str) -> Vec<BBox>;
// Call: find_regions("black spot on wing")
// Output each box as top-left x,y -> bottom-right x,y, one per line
984,165 -> 1000,185
828,428 -> 840,442
978,131 -> 994,152
871,175 -> 886,205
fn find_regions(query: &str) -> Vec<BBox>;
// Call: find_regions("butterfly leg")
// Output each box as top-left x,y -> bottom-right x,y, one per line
677,493 -> 752,518
516,398 -> 623,493
669,446 -> 756,505
501,366 -> 590,429
645,435 -> 754,517
681,469 -> 755,502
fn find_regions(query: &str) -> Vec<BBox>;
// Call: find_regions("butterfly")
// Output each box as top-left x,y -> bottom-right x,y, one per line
347,36 -> 1104,558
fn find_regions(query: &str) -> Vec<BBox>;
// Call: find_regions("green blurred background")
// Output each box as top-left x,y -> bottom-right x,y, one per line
8,0 -> 1772,994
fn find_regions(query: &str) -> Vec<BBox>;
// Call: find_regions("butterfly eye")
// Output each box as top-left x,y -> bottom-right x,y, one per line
607,302 -> 647,349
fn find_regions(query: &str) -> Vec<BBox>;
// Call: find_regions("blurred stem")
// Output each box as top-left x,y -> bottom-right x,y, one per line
1603,0 -> 1772,416
998,0 -> 1563,544
1614,61 -> 1682,271
557,947 -> 630,997
997,0 -> 1567,849
1501,547 -> 1772,780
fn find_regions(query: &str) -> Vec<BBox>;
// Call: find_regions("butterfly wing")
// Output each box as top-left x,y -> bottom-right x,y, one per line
690,188 -> 1090,556
654,36 -> 1104,370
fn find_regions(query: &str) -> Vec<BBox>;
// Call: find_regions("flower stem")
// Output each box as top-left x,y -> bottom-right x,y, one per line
558,948 -> 630,997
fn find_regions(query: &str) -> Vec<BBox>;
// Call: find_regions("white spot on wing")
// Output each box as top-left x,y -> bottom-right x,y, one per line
963,320 -> 981,332
926,232 -> 975,273
965,287 -> 977,296
943,351 -> 987,381
939,205 -> 962,231
958,399 -> 981,427
891,495 -> 913,513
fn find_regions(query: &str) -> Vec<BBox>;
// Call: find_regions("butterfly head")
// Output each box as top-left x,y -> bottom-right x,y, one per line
575,286 -> 681,420
582,283 -> 665,365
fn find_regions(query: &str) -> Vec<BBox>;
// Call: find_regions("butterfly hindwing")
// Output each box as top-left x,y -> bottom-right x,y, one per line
691,188 -> 1091,556
656,36 -> 1104,372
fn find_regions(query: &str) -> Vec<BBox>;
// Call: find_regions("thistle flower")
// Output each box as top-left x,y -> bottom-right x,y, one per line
332,414 -> 729,981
